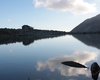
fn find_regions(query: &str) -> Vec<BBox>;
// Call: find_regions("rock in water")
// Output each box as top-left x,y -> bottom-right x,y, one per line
91,62 -> 100,80
61,61 -> 87,68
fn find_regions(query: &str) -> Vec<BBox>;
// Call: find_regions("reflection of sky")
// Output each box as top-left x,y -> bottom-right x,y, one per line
36,51 -> 98,77
0,35 -> 100,80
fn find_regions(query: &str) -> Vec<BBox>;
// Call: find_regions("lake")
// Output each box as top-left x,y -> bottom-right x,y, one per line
0,34 -> 100,80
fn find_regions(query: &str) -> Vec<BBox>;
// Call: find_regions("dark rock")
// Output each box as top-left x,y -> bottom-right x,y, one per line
22,25 -> 34,31
91,62 -> 100,80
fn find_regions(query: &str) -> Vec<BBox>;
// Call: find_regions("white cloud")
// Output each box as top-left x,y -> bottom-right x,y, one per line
9,49 -> 13,53
33,0 -> 97,14
36,51 -> 98,77
34,0 -> 44,7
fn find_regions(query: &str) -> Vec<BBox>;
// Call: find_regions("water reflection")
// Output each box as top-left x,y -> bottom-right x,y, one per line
72,34 -> 100,49
36,51 -> 98,77
61,61 -> 100,80
0,34 -> 66,46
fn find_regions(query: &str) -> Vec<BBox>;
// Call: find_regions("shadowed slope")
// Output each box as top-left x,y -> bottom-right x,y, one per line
71,14 -> 100,33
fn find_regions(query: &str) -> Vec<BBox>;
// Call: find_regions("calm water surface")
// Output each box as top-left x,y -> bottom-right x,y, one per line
0,34 -> 100,80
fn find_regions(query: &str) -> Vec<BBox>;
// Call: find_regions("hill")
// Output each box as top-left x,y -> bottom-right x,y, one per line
71,14 -> 100,33
0,25 -> 67,45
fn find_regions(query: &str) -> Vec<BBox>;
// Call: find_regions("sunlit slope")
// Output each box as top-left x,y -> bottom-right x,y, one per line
71,14 -> 100,33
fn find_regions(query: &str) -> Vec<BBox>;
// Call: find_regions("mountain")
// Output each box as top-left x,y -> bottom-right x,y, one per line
71,14 -> 100,33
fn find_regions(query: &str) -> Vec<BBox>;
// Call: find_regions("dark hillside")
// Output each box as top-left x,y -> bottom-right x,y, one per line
71,14 -> 100,33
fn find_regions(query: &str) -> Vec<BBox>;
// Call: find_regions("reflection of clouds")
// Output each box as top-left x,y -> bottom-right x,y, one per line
36,51 -> 98,77
9,49 -> 13,53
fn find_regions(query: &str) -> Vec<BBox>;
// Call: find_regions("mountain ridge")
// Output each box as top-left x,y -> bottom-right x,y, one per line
71,14 -> 100,33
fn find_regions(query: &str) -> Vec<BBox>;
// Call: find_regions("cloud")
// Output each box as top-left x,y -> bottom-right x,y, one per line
36,51 -> 98,77
33,0 -> 97,14
9,49 -> 13,53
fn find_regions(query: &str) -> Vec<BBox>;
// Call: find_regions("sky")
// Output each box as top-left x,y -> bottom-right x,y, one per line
0,0 -> 100,31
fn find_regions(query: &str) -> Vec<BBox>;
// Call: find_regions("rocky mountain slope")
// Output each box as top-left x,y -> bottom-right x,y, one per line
71,14 -> 100,33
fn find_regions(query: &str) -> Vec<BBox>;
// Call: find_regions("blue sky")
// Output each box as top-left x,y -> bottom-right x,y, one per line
0,0 -> 100,31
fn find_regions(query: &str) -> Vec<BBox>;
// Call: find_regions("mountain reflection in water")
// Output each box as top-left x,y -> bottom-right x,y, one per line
72,34 -> 100,49
0,34 -> 100,80
36,51 -> 98,77
0,34 -> 66,46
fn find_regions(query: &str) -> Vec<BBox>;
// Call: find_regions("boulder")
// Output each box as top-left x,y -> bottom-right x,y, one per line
22,25 -> 34,31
